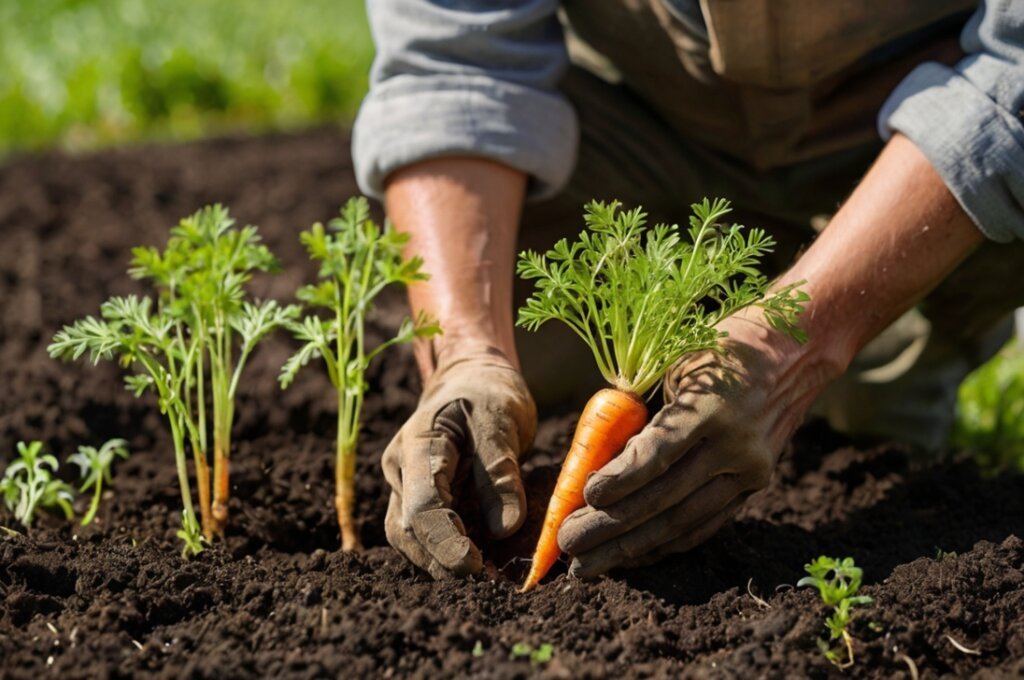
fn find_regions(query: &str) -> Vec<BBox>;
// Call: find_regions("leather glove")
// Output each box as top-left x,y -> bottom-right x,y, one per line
383,341 -> 537,579
558,327 -> 809,578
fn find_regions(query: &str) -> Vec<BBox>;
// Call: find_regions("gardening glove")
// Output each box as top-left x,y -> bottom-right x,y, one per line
383,340 -> 537,579
558,333 -> 809,578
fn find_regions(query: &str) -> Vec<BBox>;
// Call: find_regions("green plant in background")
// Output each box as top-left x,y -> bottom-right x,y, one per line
68,438 -> 130,526
509,642 -> 555,665
280,197 -> 439,551
0,0 -> 374,155
49,206 -> 296,556
798,556 -> 874,669
0,441 -> 75,527
954,343 -> 1024,473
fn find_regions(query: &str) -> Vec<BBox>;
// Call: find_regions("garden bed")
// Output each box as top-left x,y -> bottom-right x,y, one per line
1,128 -> 1022,678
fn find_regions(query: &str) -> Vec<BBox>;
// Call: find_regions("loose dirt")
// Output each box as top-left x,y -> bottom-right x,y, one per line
1,128 -> 1022,679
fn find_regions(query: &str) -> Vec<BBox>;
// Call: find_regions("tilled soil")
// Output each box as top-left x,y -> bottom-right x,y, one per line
1,128 -> 1023,679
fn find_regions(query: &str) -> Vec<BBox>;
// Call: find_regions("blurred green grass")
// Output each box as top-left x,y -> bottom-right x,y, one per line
0,0 -> 374,155
954,342 -> 1024,474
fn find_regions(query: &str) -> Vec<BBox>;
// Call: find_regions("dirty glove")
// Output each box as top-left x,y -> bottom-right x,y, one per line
558,319 -> 815,578
383,341 -> 537,579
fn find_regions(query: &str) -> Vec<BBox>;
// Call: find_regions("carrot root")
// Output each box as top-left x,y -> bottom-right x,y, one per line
522,388 -> 647,591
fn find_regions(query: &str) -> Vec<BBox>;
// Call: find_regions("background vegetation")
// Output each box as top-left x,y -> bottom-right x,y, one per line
954,342 -> 1024,473
0,0 -> 374,155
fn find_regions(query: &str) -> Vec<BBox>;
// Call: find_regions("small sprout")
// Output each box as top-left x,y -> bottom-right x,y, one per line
0,441 -> 74,527
68,438 -> 129,526
471,641 -> 484,657
798,556 -> 873,669
509,642 -> 555,665
935,547 -> 957,561
176,509 -> 205,559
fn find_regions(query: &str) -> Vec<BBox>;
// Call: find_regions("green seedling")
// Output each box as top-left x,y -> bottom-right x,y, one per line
68,438 -> 129,526
509,642 -> 555,665
49,206 -> 296,555
281,197 -> 438,550
798,556 -> 873,668
0,441 -> 74,527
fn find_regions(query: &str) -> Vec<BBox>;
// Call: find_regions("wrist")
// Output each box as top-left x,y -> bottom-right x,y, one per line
718,307 -> 845,446
413,320 -> 519,381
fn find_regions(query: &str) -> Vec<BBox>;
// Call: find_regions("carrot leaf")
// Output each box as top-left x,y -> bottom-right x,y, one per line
517,198 -> 808,395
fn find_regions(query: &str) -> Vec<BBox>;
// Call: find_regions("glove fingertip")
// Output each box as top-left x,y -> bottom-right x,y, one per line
583,472 -> 613,507
485,495 -> 525,539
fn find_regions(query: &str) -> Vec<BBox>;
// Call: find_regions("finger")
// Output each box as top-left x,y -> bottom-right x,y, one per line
384,489 -> 449,580
471,414 -> 526,538
584,404 -> 708,507
617,496 -> 745,569
568,477 -> 743,578
562,444 -> 727,555
381,432 -> 405,494
403,402 -> 483,576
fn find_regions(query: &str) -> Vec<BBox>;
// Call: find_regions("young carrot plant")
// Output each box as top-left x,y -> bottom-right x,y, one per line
798,555 -> 874,668
68,438 -> 129,526
517,198 -> 808,590
49,205 -> 296,554
0,441 -> 74,527
280,197 -> 438,551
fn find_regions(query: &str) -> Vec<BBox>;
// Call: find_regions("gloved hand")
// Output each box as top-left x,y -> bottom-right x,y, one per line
383,340 -> 537,579
558,313 -> 821,577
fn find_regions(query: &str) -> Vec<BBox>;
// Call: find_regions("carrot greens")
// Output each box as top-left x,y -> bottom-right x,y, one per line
517,198 -> 807,396
49,206 -> 295,555
0,441 -> 74,527
798,556 -> 874,668
280,197 -> 438,551
68,438 -> 129,526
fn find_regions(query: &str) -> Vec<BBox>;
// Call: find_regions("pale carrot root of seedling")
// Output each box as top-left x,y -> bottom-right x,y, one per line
522,388 -> 647,591
211,442 -> 229,536
336,446 -> 362,552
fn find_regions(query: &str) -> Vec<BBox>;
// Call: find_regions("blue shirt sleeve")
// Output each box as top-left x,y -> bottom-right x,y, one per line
879,1 -> 1024,242
352,0 -> 579,201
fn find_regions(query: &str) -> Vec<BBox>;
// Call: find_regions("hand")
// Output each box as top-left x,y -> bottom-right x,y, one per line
558,311 -> 828,577
382,340 -> 537,579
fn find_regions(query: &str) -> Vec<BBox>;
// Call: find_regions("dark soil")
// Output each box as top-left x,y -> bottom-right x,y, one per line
1,127 -> 1023,679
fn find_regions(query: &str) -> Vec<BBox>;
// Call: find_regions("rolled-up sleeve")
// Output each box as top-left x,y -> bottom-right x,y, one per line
879,1 -> 1024,242
352,0 -> 578,201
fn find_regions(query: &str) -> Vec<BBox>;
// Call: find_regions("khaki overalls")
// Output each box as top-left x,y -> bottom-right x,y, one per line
516,0 -> 1024,450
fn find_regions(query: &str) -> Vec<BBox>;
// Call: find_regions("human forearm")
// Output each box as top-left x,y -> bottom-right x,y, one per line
777,133 -> 985,374
384,157 -> 527,378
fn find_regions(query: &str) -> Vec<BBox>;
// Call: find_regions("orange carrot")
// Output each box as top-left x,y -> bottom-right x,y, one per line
522,388 -> 648,591
515,199 -> 807,591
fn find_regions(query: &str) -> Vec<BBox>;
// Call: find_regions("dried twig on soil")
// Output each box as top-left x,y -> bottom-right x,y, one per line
945,634 -> 982,655
746,577 -> 772,609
